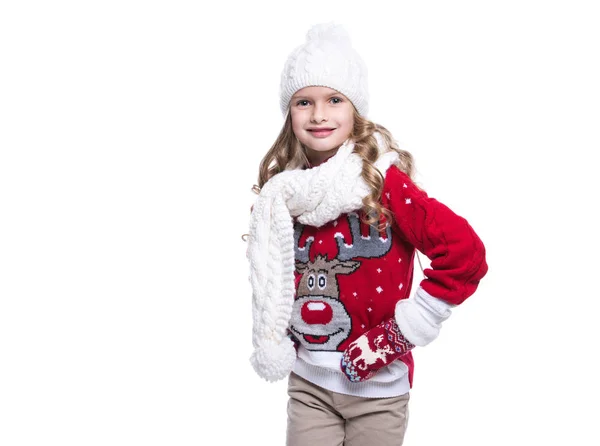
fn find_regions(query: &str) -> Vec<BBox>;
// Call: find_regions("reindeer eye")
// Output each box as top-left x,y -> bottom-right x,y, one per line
317,274 -> 326,289
307,274 -> 315,290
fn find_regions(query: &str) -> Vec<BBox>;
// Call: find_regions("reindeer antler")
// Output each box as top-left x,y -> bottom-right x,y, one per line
374,335 -> 395,354
294,223 -> 314,264
335,213 -> 392,261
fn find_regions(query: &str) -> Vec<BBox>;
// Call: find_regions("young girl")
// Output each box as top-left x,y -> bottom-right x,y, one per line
246,23 -> 488,446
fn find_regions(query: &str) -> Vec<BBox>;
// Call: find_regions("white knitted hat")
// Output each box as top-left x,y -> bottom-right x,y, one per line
279,22 -> 369,117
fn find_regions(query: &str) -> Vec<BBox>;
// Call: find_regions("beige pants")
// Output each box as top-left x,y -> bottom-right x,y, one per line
286,372 -> 410,446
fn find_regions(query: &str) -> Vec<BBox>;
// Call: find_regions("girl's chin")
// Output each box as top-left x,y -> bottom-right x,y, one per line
305,140 -> 345,152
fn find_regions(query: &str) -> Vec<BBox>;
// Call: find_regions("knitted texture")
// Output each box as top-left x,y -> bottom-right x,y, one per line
289,165 -> 488,392
247,135 -> 398,382
381,167 -> 488,305
395,286 -> 454,347
341,318 -> 415,382
279,22 -> 369,117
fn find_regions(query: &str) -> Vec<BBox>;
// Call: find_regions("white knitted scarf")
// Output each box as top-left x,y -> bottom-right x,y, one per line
247,135 -> 399,382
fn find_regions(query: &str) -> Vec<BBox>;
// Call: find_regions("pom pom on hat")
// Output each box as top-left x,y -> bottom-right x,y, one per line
306,22 -> 352,47
250,337 -> 297,382
279,22 -> 369,117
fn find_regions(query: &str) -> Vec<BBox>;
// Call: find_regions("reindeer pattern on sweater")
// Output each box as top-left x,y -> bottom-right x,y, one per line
291,212 -> 404,353
289,166 -> 488,386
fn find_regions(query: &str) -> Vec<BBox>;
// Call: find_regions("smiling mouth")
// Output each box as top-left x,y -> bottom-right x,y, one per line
303,334 -> 328,344
308,128 -> 335,135
291,326 -> 343,345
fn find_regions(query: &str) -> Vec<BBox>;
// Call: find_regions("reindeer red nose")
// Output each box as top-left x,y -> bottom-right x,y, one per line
301,301 -> 333,325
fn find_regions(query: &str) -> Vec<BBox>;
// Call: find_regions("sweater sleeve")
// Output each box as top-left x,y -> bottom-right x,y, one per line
383,166 -> 488,305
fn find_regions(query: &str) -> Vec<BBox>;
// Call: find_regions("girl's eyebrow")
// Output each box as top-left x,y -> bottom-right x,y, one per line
291,92 -> 341,100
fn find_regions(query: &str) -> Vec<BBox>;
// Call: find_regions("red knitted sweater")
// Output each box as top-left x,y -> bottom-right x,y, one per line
290,165 -> 488,387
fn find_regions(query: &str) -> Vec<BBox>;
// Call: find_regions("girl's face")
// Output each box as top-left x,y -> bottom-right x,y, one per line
290,86 -> 355,165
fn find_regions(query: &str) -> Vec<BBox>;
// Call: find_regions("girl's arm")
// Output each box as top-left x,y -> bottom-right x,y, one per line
383,165 -> 488,305
340,166 -> 488,382
383,165 -> 488,345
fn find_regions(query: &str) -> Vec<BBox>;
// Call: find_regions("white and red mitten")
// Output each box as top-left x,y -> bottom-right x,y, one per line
341,287 -> 455,382
341,318 -> 415,382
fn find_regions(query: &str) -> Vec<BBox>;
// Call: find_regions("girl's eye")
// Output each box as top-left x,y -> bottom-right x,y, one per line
296,100 -> 310,106
331,97 -> 342,104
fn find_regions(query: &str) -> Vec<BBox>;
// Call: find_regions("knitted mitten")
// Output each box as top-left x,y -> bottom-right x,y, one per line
341,318 -> 415,382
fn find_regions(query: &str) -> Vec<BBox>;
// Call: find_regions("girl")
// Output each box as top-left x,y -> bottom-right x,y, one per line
246,23 -> 488,446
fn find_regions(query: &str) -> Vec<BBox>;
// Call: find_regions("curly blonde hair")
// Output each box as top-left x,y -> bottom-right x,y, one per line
255,108 -> 414,229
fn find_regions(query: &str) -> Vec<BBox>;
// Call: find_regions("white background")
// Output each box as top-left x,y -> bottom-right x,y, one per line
1,1 -> 599,445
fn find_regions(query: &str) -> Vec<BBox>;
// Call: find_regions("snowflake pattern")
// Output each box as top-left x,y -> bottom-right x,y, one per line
405,198 -> 411,204
376,286 -> 383,293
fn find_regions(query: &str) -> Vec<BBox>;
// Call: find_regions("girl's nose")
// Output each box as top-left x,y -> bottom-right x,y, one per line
301,301 -> 333,325
311,104 -> 328,123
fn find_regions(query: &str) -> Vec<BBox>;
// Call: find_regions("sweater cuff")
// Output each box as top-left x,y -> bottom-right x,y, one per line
394,287 -> 455,347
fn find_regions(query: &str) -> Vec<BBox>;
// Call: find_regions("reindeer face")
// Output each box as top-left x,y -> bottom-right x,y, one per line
291,255 -> 358,351
292,213 -> 393,352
